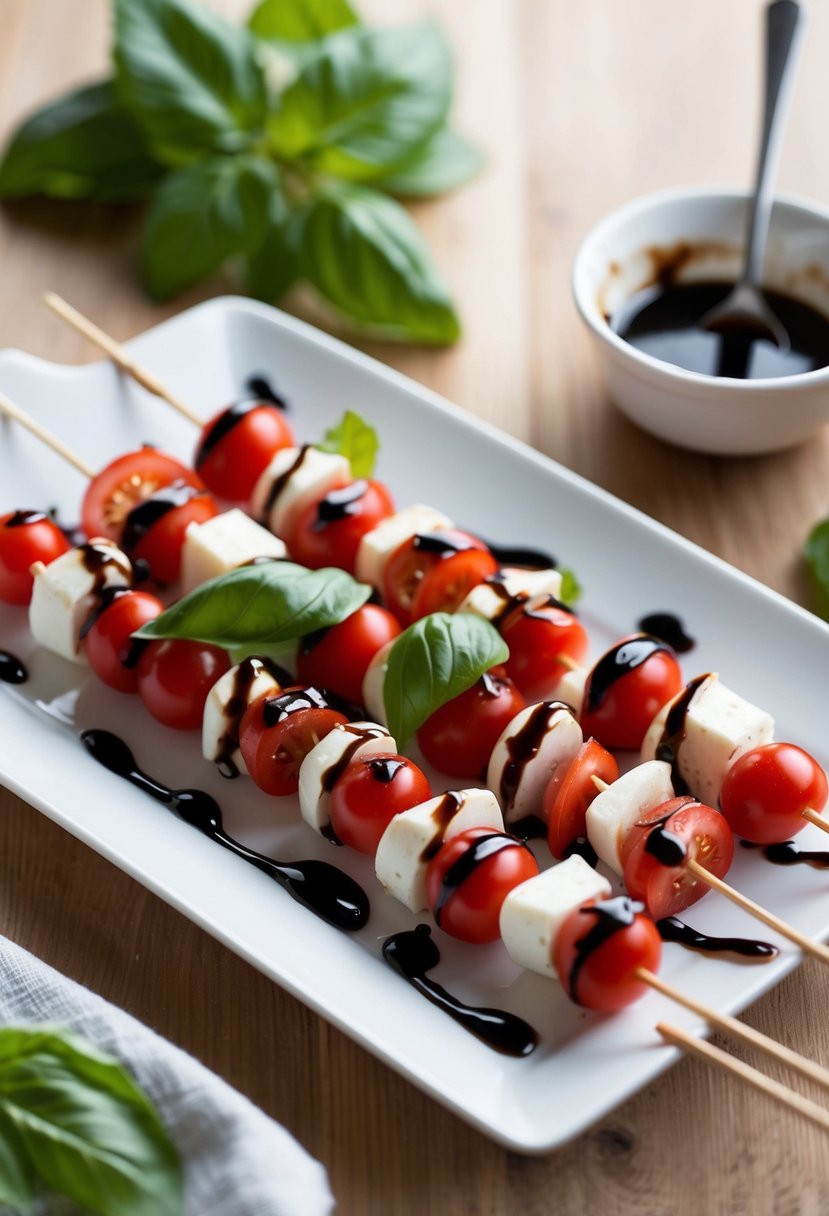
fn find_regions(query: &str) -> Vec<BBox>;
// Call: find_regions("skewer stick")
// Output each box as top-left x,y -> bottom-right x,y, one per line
0,391 -> 94,480
43,292 -> 203,428
801,806 -> 829,836
656,1022 -> 829,1135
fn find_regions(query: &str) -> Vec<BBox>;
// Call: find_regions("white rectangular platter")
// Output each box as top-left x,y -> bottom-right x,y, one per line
1,296 -> 829,1154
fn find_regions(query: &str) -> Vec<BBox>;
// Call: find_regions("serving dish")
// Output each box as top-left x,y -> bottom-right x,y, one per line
1,296 -> 829,1153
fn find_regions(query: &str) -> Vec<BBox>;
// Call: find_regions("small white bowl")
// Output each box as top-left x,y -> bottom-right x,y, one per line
572,186 -> 829,455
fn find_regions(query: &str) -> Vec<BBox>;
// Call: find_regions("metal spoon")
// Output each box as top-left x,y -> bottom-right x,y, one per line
702,0 -> 806,350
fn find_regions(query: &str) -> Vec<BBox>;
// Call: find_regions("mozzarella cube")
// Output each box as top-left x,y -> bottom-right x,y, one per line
459,569 -> 563,622
181,509 -> 286,593
556,666 -> 587,718
298,721 -> 395,834
361,639 -> 395,725
355,505 -> 453,588
202,657 -> 285,776
29,540 -> 132,664
487,702 -> 583,825
586,760 -> 675,874
250,446 -> 351,538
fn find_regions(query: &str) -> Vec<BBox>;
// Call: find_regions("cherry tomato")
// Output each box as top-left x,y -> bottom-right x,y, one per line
81,449 -> 202,543
383,530 -> 491,624
0,511 -> 70,605
501,600 -> 589,701
126,485 -> 219,584
553,896 -> 662,1011
195,401 -> 295,502
425,826 -> 539,943
136,638 -> 230,730
296,604 -> 401,705
622,797 -> 734,920
329,752 -> 431,854
84,590 -> 163,693
720,743 -> 829,844
239,690 -> 348,796
410,548 -> 500,620
544,738 -> 619,859
287,480 -> 395,573
581,635 -> 683,752
417,669 -> 526,778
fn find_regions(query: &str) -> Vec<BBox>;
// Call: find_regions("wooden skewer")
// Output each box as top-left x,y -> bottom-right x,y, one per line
0,390 -> 94,480
656,1022 -> 829,1135
801,806 -> 829,835
43,292 -> 203,428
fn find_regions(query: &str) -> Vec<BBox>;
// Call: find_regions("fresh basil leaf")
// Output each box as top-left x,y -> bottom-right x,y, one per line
0,80 -> 162,202
383,612 -> 508,748
142,154 -> 276,301
250,0 -> 358,43
135,561 -> 371,646
557,567 -> 582,608
374,128 -> 483,197
804,519 -> 829,619
0,1028 -> 181,1216
113,0 -> 268,166
268,22 -> 451,179
245,190 -> 301,302
0,1108 -> 34,1214
299,184 -> 460,344
317,410 -> 378,477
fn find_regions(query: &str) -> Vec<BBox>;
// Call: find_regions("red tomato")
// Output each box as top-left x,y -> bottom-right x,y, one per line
195,402 -> 295,502
720,743 -> 829,844
622,798 -> 734,920
502,601 -> 589,701
417,669 -> 526,778
0,511 -> 70,605
287,480 -> 395,573
296,604 -> 401,705
581,635 -> 683,752
84,590 -> 163,693
544,738 -> 619,859
383,530 -> 491,624
425,826 -> 539,943
329,752 -> 431,854
81,449 -> 201,543
553,896 -> 662,1011
239,690 -> 348,796
136,638 -> 230,730
410,549 -> 500,620
126,485 -> 219,584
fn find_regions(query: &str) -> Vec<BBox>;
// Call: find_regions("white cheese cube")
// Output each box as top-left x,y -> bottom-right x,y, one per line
361,639 -> 395,725
298,721 -> 395,834
487,702 -> 583,825
585,760 -> 675,874
355,504 -> 453,588
29,540 -> 132,664
458,569 -> 563,622
556,666 -> 587,718
202,657 -> 285,776
181,509 -> 286,593
250,446 -> 351,538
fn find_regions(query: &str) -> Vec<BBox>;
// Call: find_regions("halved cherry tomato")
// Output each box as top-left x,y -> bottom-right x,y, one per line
553,896 -> 662,1011
84,589 -> 163,693
425,826 -> 539,944
0,511 -> 70,605
125,484 -> 219,584
581,635 -> 683,752
296,604 -> 401,705
410,548 -> 500,620
720,743 -> 829,844
501,600 -> 589,701
239,689 -> 348,796
383,529 -> 491,624
544,738 -> 619,859
81,449 -> 201,543
622,797 -> 734,920
417,669 -> 526,778
136,638 -> 230,730
329,752 -> 431,854
195,402 -> 295,502
287,480 -> 395,573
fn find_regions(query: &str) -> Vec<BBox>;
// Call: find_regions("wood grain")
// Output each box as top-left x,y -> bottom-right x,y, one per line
3,2 -> 829,1212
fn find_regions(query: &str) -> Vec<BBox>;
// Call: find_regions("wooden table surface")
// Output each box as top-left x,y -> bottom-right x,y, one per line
3,1 -> 829,1211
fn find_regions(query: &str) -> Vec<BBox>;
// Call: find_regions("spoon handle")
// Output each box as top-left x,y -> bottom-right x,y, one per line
743,0 -> 806,286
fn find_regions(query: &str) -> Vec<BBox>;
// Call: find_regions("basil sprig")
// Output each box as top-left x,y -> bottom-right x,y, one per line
383,612 -> 509,749
135,561 -> 371,647
317,409 -> 379,477
0,0 -> 480,345
0,1028 -> 181,1215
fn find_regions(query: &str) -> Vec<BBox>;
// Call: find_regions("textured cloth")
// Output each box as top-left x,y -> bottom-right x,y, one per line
0,936 -> 334,1216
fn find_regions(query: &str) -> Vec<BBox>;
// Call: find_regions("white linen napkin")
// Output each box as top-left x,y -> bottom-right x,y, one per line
0,935 -> 334,1216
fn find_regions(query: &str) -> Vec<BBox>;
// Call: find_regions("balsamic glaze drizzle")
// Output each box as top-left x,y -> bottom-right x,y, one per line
476,538 -> 558,570
637,613 -> 695,655
213,657 -> 288,778
0,651 -> 27,685
195,390 -> 286,468
742,839 -> 829,870
80,729 -> 369,930
654,673 -> 711,795
567,897 -> 642,1004
5,509 -> 47,527
382,924 -> 537,1057
246,375 -> 288,410
433,833 -> 526,927
585,636 -> 674,717
413,531 -> 478,557
657,916 -> 777,961
261,446 -> 309,520
314,481 -> 369,527
121,482 -> 202,554
498,702 -> 571,815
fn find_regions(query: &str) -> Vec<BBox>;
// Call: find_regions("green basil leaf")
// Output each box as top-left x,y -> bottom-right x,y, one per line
113,0 -> 268,166
383,612 -> 508,749
557,567 -> 582,608
0,1028 -> 181,1216
373,128 -> 483,197
317,410 -> 378,477
804,518 -> 829,619
135,561 -> 371,646
0,1108 -> 34,1214
250,0 -> 358,43
268,22 -> 451,179
0,80 -> 162,202
299,183 -> 460,344
245,190 -> 301,302
142,154 -> 276,301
